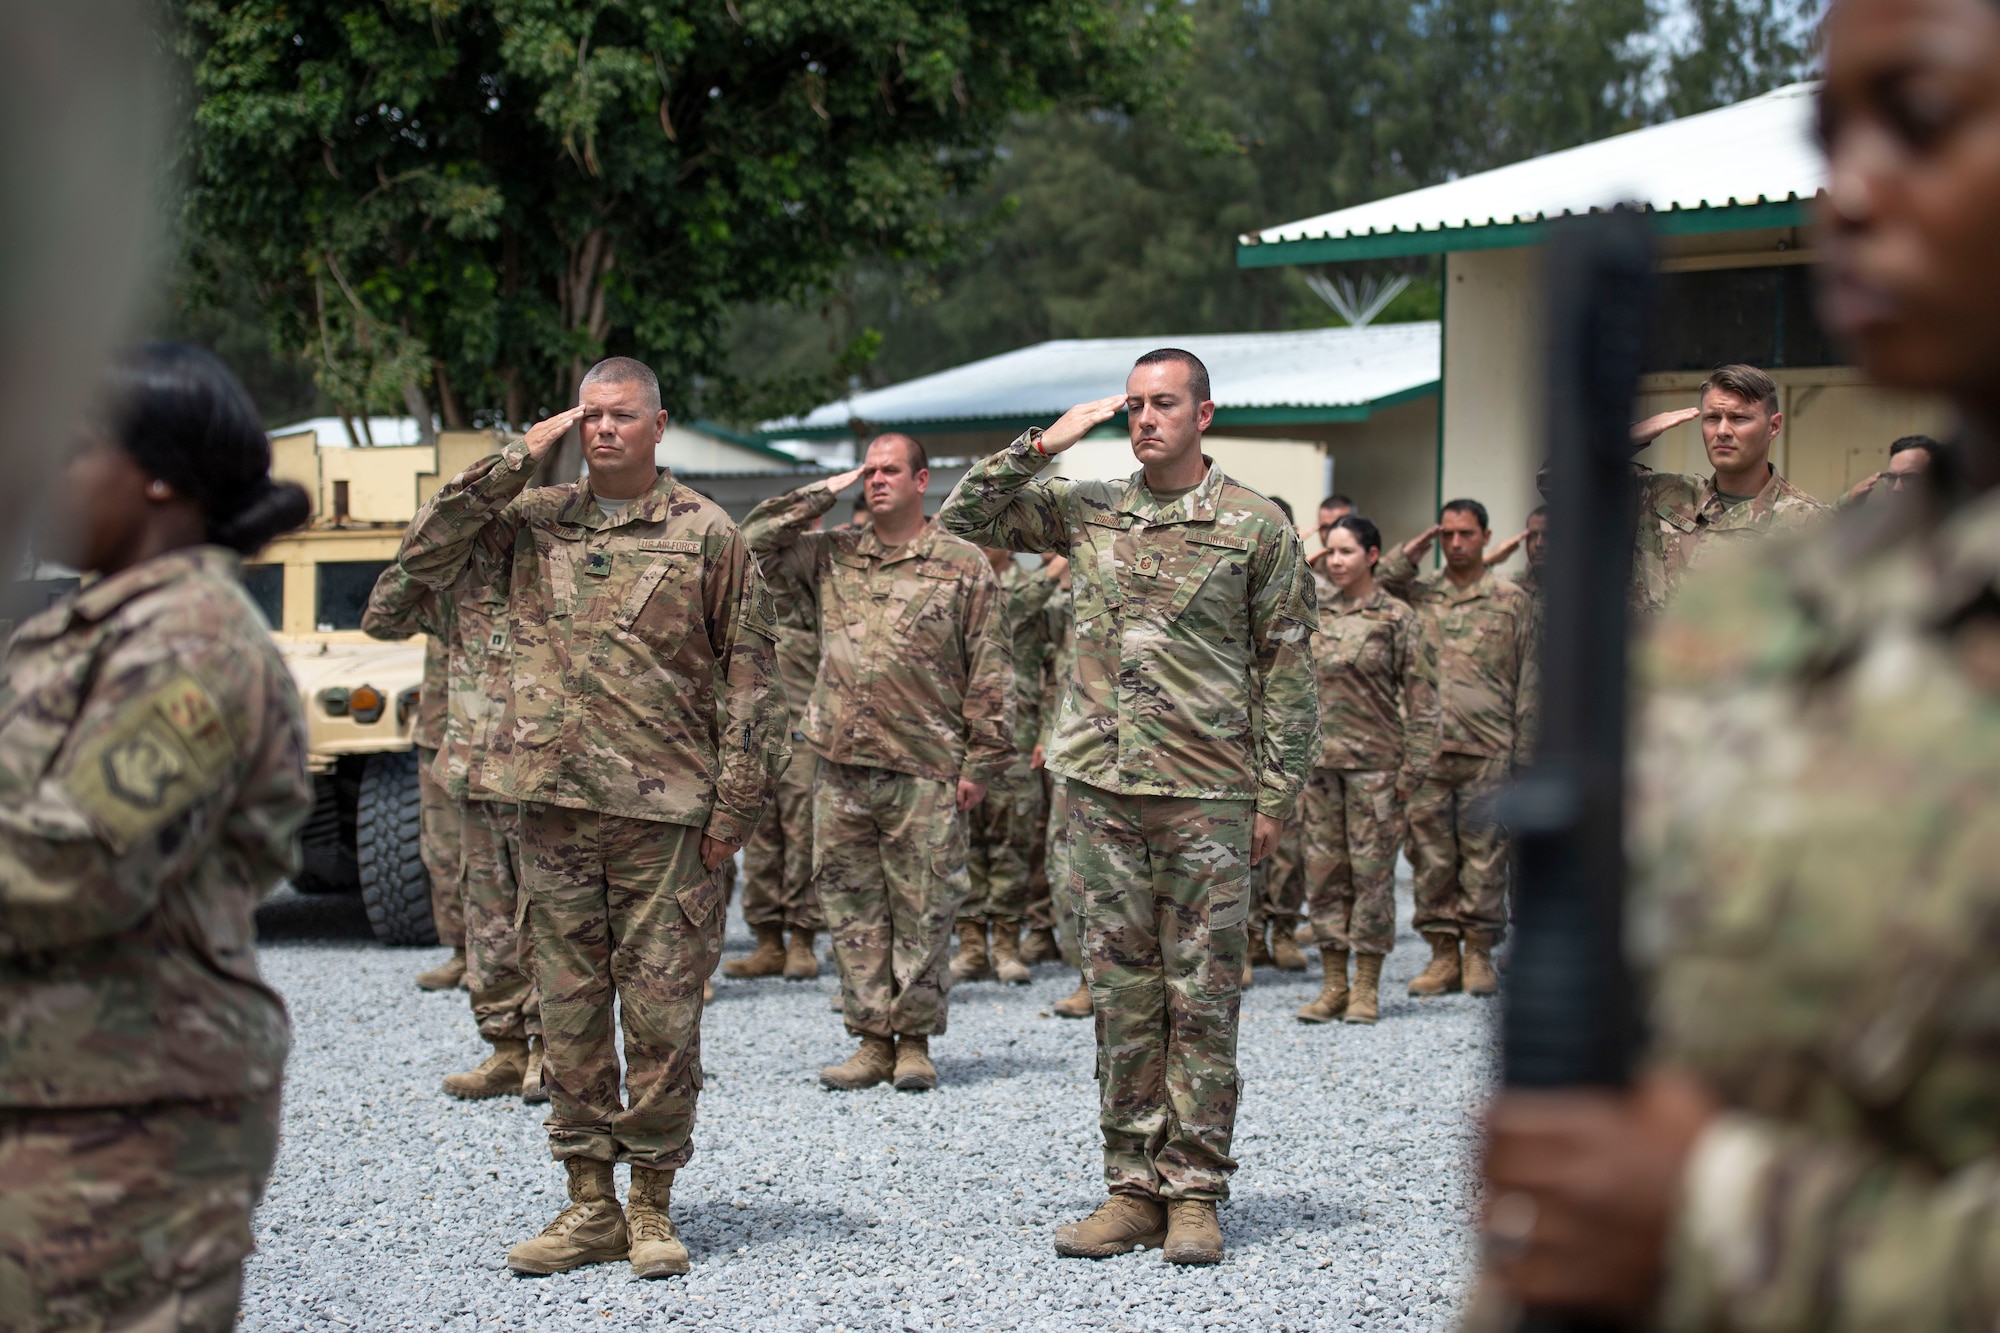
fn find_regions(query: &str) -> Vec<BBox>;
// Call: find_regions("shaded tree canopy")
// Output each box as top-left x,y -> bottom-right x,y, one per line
172,0 -> 1187,436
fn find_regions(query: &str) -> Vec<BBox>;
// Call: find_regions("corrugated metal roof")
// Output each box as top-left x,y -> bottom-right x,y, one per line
1242,82 -> 1822,258
763,324 -> 1440,438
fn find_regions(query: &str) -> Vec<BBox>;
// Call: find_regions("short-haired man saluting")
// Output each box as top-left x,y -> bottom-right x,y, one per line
939,348 -> 1319,1266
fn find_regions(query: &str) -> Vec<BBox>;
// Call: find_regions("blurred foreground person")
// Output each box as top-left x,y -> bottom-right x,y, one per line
397,357 -> 787,1279
1476,1 -> 2000,1325
1296,516 -> 1438,1026
0,344 -> 311,1332
940,349 -> 1319,1266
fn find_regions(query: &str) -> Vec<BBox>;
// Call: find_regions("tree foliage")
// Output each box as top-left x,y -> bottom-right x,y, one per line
173,0 -> 1186,437
732,0 -> 1815,402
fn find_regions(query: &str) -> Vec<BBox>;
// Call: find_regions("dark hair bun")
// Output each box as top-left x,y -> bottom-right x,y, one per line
103,343 -> 311,554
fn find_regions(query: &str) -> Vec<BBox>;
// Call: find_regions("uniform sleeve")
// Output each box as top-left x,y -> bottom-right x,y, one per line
0,629 -> 308,956
361,563 -> 449,640
397,439 -> 535,595
937,433 -> 1075,555
741,482 -> 837,619
1011,575 -> 1056,750
697,529 -> 791,847
1660,1112 -> 2000,1333
1398,611 -> 1442,785
1376,546 -> 1422,601
957,562 -> 1017,789
1248,527 -> 1322,820
1511,596 -> 1541,771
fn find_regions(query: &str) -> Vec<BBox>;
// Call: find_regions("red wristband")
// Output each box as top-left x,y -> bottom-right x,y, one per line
1032,431 -> 1047,457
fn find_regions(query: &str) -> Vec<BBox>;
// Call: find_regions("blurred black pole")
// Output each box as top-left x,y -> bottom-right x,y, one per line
1500,210 -> 1655,1327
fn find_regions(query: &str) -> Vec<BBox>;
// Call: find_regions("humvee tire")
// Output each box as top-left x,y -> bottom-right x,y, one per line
356,750 -> 436,946
293,759 -> 361,893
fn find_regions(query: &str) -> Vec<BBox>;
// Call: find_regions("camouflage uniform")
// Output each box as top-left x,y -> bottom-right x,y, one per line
1247,821 -> 1306,951
398,440 -> 786,1167
1302,583 -> 1440,955
1039,593 -> 1081,966
1620,493 -> 2000,1332
940,435 -> 1319,1201
740,620 -> 822,934
1378,552 -> 1536,940
961,561 -> 1057,927
1631,464 -> 1829,615
0,548 -> 309,1331
743,483 -> 1013,1039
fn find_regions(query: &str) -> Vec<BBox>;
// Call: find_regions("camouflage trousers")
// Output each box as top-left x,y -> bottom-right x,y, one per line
1301,767 -> 1403,955
1405,752 -> 1510,939
462,797 -> 539,1043
1248,819 -> 1306,941
741,745 -> 822,932
814,760 -> 971,1039
418,746 -> 464,948
1024,769 -> 1055,935
518,802 -> 724,1168
1042,776 -> 1083,968
959,772 -> 1042,924
0,1094 -> 280,1333
1067,781 -> 1252,1201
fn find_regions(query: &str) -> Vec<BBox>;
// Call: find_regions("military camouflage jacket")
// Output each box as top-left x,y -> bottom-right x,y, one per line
1633,464 -> 1829,614
1378,553 -> 1537,770
0,548 -> 308,1108
1629,492 -> 2000,1333
743,485 -> 1014,787
1312,584 -> 1440,782
359,565 -> 451,751
363,565 -> 512,802
998,562 -> 1059,781
939,435 -> 1319,819
1039,586 -> 1075,754
397,440 -> 787,845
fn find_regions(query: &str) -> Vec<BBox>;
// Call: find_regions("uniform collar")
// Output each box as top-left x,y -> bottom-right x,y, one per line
563,466 -> 680,530
1117,456 -> 1223,524
1430,563 -> 1502,604
1695,464 -> 1785,523
856,516 -> 940,566
16,546 -> 239,642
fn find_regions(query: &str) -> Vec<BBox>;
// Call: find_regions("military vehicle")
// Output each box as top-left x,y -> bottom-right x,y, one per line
255,426 -> 496,944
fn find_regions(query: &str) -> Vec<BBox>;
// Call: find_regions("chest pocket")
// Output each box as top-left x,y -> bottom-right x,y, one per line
1324,613 -> 1393,671
1168,530 -> 1254,645
608,540 -> 704,654
826,551 -> 877,637
1071,516 -> 1129,627
898,565 -> 962,647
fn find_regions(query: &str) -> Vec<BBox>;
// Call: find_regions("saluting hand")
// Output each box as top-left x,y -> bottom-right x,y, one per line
522,405 -> 586,462
1401,524 -> 1441,565
823,465 -> 866,495
1039,394 -> 1128,455
1629,406 -> 1700,448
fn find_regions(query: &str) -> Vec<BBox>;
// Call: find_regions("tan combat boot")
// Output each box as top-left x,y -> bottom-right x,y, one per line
1019,926 -> 1060,965
1054,1194 -> 1167,1257
949,920 -> 992,982
1162,1199 -> 1224,1265
626,1165 -> 690,1278
723,923 -> 787,979
416,947 -> 466,992
1344,954 -> 1384,1024
783,928 -> 820,980
703,977 -> 714,1005
1053,977 -> 1093,1018
819,1034 -> 896,1090
1462,929 -> 1499,996
506,1159 -> 628,1274
1241,957 -> 1255,989
521,1036 -> 548,1105
989,920 -> 1031,985
892,1034 -> 938,1092
1271,925 -> 1308,972
1295,948 -> 1350,1024
1246,921 -> 1273,969
1407,932 -> 1463,996
443,1038 -> 528,1100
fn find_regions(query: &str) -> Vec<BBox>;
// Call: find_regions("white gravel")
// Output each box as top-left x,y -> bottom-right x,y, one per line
242,871 -> 1495,1332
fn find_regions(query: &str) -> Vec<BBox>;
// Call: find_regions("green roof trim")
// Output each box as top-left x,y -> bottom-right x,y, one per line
686,417 -> 802,464
757,381 -> 1440,441
1235,199 -> 1814,268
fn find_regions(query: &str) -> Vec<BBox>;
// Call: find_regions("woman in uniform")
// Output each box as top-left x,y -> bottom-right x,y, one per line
1478,0 -> 2000,1324
1295,515 -> 1440,1026
0,343 -> 312,1331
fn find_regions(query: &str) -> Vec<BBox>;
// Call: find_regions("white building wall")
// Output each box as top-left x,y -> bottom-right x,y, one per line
1441,248 -> 1545,543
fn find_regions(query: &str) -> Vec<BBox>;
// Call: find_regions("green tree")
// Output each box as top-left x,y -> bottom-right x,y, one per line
173,0 -> 1185,443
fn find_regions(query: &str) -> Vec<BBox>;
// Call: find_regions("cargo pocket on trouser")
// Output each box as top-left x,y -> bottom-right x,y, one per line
1199,874 -> 1251,994
673,852 -> 726,931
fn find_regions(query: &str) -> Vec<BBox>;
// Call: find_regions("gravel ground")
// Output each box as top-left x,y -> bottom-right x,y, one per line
243,872 -> 1495,1332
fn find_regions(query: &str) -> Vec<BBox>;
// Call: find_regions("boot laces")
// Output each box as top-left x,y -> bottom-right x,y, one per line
540,1198 -> 604,1239
627,1202 -> 677,1244
1168,1199 -> 1214,1227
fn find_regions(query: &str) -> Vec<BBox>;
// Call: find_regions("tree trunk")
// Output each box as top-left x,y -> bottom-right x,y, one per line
403,382 -> 437,446
432,360 -> 468,430
535,225 -> 618,486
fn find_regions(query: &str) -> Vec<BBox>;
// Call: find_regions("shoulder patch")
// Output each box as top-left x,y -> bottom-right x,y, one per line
64,672 -> 234,854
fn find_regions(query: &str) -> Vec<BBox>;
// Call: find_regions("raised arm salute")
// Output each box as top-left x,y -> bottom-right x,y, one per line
939,348 -> 1319,1267
396,357 -> 788,1281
